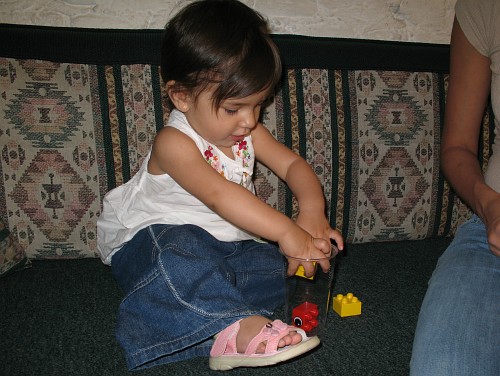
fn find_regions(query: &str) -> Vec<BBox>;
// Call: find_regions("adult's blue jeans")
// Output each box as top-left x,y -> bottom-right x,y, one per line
110,224 -> 286,370
410,215 -> 500,375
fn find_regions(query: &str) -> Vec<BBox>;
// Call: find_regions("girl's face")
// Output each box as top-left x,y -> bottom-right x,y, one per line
183,86 -> 268,152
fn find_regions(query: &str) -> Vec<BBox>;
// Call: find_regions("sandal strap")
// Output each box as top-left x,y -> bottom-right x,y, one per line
210,320 -> 242,357
244,319 -> 294,355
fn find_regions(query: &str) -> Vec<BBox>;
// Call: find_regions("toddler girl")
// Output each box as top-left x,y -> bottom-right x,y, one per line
97,0 -> 344,371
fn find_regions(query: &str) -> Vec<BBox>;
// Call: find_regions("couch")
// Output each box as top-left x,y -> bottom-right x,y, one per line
0,24 -> 494,376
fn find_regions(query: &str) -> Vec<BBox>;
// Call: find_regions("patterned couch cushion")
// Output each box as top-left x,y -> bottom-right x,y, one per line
0,26 -> 494,258
267,68 -> 492,243
0,218 -> 30,276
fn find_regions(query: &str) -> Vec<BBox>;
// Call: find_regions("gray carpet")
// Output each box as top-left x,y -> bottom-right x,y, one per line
0,237 -> 450,376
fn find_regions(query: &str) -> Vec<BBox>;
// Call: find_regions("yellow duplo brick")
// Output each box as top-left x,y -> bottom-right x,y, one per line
294,262 -> 317,280
333,292 -> 362,317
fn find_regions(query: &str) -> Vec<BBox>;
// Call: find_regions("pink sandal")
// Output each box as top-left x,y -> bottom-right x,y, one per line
209,319 -> 320,371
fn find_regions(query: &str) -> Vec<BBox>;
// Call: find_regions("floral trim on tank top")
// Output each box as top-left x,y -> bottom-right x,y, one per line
235,140 -> 251,168
203,140 -> 252,182
204,145 -> 225,176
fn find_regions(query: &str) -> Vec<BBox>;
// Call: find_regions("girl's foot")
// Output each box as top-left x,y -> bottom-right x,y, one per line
209,317 -> 320,370
236,316 -> 302,353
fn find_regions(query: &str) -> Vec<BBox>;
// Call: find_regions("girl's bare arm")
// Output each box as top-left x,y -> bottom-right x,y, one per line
148,126 -> 332,273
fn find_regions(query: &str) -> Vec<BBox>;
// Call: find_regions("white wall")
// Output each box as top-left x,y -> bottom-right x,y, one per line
0,0 -> 456,44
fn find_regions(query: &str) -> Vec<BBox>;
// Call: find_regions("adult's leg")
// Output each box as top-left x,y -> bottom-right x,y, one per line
410,215 -> 500,376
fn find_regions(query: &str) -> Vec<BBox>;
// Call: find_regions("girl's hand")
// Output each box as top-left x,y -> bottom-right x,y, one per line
295,210 -> 344,254
279,226 -> 334,277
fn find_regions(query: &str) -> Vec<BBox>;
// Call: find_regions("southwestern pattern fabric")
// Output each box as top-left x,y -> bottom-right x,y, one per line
0,217 -> 30,276
268,68 -> 481,243
0,57 -> 491,259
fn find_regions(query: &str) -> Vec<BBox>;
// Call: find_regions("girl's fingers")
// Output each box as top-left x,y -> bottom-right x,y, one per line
311,238 -> 332,272
330,229 -> 344,251
286,258 -> 300,276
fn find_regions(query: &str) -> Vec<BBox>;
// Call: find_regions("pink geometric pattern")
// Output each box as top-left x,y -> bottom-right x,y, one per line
351,71 -> 440,242
0,56 -> 489,259
1,58 -> 101,258
9,150 -> 96,243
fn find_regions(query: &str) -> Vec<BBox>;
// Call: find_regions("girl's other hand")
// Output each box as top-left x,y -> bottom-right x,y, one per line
295,210 -> 344,254
280,232 -> 332,277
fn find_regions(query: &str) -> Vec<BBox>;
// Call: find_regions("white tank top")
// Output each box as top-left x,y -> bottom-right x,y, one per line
97,110 -> 257,265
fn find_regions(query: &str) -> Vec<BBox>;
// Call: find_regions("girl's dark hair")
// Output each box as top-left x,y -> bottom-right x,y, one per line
160,0 -> 282,108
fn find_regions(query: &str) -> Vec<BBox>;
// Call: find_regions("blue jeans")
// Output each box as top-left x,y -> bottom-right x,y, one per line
410,215 -> 500,375
110,224 -> 286,370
